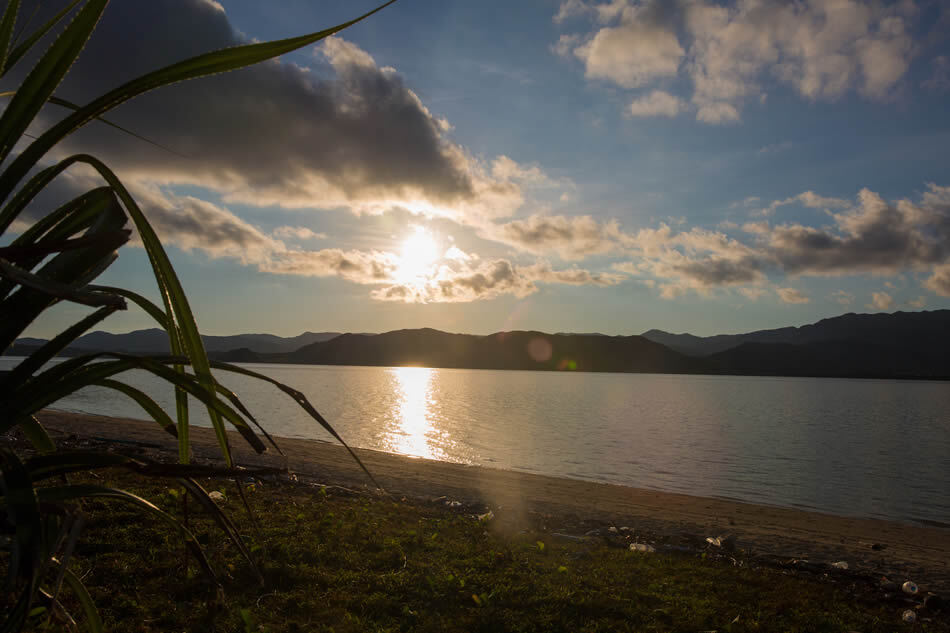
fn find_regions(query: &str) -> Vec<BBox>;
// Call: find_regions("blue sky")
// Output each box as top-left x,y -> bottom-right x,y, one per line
14,0 -> 950,337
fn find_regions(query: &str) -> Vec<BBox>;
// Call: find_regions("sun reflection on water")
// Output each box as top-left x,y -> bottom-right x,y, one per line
385,366 -> 445,460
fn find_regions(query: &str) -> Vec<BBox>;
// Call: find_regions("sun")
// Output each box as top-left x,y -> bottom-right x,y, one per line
396,227 -> 439,282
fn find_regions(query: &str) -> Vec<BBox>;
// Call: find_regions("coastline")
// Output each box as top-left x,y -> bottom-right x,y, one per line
30,409 -> 950,592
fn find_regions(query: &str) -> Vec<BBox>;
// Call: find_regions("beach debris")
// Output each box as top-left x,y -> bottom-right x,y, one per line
208,490 -> 226,502
705,534 -> 736,551
902,609 -> 916,623
831,561 -> 849,570
630,543 -> 656,553
902,581 -> 919,595
477,510 -> 494,522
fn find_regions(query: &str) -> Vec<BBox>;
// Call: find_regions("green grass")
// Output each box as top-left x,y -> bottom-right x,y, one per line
20,470 -> 945,633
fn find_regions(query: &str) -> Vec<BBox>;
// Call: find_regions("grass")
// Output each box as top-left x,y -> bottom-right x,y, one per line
19,469 -> 946,633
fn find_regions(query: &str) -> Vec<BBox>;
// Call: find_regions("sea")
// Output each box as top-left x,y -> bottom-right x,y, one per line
4,358 -> 949,526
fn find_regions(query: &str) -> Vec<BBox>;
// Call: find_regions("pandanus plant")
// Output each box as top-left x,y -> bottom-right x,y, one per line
0,1 -> 392,630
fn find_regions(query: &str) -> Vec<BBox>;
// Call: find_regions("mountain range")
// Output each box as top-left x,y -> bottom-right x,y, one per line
9,329 -> 341,355
8,310 -> 950,380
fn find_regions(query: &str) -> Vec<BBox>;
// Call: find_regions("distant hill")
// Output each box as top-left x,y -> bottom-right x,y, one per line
707,339 -> 949,379
642,310 -> 950,358
9,328 -> 342,355
11,310 -> 950,380
227,328 -> 706,375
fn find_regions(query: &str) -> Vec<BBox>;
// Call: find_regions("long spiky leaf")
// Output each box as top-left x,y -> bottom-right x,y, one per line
0,0 -> 109,164
0,0 -> 21,75
3,0 -> 83,76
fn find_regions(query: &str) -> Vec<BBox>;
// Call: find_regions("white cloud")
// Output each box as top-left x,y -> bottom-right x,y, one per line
831,290 -> 854,305
628,90 -> 685,117
868,291 -> 894,310
556,0 -> 920,122
272,226 -> 327,241
776,287 -> 810,304
572,2 -> 684,89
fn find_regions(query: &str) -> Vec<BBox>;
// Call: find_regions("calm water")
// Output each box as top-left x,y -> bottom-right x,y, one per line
5,358 -> 949,525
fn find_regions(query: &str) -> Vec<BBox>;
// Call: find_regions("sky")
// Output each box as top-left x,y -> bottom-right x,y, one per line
9,0 -> 950,338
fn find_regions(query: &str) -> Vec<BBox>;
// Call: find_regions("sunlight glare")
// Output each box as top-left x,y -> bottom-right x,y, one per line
396,227 -> 439,282
386,366 -> 443,460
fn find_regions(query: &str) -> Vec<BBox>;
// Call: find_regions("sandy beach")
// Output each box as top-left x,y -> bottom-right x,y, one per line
32,409 -> 950,592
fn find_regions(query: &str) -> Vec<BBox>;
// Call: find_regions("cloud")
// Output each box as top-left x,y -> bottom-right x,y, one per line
26,0 -> 529,224
571,1 -> 684,89
868,291 -> 894,310
908,296 -> 926,308
612,223 -> 767,297
372,259 -> 624,303
556,0 -> 920,122
272,226 -> 327,241
923,262 -> 950,296
767,186 -> 950,276
776,287 -> 810,304
553,0 -> 590,24
831,290 -> 854,305
72,178 -> 620,302
757,190 -> 853,216
485,214 -> 621,260
628,90 -> 685,117
597,183 -> 950,300
737,286 -> 768,300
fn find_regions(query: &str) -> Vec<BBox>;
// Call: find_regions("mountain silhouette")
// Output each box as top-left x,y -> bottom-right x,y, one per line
10,311 -> 950,380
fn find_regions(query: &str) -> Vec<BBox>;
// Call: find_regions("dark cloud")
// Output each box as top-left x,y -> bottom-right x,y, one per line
768,187 -> 950,276
19,0 -> 508,214
487,214 -> 619,260
668,256 -> 764,286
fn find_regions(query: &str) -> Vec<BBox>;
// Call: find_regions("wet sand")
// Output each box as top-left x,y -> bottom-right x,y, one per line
34,409 -> 950,592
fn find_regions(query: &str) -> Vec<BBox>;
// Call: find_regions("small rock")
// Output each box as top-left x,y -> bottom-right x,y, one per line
902,581 -> 919,596
706,534 -> 736,551
607,526 -> 618,534
446,500 -> 462,508
630,543 -> 656,553
923,594 -> 944,611
619,526 -> 632,532
831,561 -> 849,570
208,491 -> 225,502
902,609 -> 916,623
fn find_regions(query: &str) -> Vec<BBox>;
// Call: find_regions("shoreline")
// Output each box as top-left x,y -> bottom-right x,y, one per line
26,410 -> 950,592
5,353 -> 950,382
